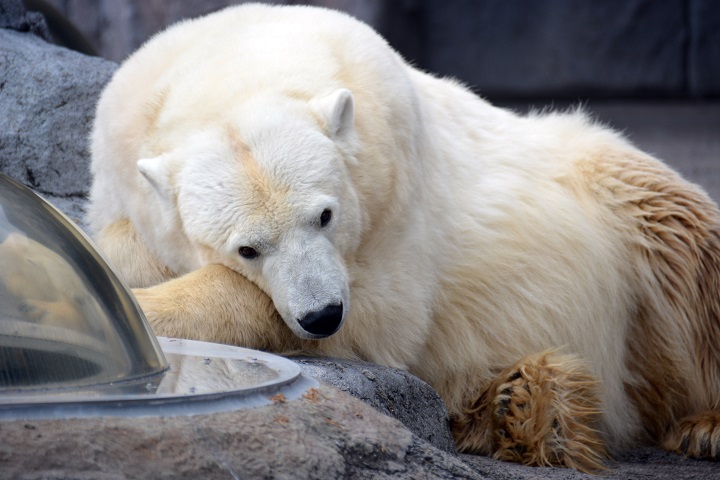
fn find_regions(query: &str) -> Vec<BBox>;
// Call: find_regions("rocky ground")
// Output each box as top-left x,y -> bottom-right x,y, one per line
2,1 -> 720,478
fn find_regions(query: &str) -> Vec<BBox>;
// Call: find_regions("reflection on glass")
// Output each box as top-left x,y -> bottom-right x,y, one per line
157,353 -> 280,395
0,173 -> 167,392
0,338 -> 301,406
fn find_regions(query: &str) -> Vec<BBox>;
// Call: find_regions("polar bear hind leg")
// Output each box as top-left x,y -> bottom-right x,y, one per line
573,146 -> 720,464
616,157 -> 720,462
452,350 -> 606,472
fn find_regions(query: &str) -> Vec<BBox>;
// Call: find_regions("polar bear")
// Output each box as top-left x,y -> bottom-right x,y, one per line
87,3 -> 720,472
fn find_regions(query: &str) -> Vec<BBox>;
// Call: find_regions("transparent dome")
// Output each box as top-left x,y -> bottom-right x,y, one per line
0,173 -> 168,393
0,174 -> 307,414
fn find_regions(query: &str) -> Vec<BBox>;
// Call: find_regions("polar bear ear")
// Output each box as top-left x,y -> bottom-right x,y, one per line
137,155 -> 174,201
310,89 -> 356,145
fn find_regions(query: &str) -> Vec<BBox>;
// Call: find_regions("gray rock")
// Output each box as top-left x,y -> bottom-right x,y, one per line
0,384 -> 485,480
0,0 -> 49,39
462,447 -> 720,480
296,357 -> 457,453
0,27 -> 116,226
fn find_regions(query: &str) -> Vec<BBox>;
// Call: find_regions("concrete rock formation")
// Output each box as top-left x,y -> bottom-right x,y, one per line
0,385 -> 481,480
0,17 -> 115,225
296,357 -> 457,453
0,0 -> 49,39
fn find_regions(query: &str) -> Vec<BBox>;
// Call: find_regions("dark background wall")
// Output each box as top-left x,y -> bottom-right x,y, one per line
387,0 -> 720,99
27,0 -> 720,99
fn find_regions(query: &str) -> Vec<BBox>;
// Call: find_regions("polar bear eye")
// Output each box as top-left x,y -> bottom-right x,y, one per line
238,246 -> 259,259
320,209 -> 332,227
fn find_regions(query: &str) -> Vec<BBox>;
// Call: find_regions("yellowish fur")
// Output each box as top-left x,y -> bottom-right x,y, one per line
85,4 -> 720,472
452,350 -> 607,471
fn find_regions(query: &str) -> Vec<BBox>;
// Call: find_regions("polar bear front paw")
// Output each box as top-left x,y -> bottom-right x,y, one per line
131,286 -> 182,337
489,351 -> 607,472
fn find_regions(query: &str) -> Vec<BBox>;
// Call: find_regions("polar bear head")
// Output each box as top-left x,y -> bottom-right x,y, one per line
136,89 -> 362,339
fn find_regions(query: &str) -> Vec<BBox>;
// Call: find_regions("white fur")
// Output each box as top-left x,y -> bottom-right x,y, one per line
87,4 -> 684,447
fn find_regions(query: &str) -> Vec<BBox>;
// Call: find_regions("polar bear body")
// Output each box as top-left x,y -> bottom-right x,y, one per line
88,4 -> 720,469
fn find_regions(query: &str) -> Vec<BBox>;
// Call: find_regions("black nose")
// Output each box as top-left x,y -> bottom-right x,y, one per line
298,303 -> 343,337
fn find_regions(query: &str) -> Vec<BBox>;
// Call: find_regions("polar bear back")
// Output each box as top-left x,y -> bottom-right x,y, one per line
88,3 -> 420,235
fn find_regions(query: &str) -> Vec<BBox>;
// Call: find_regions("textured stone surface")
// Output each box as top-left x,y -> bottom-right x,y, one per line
0,384 -> 483,480
462,447 -> 720,480
0,0 -> 49,39
0,28 -> 116,226
297,357 -> 457,453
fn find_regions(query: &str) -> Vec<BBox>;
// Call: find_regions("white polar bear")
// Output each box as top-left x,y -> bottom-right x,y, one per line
87,4 -> 720,472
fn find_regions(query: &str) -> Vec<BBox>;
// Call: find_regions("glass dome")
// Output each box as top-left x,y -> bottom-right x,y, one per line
0,173 -> 307,415
0,173 -> 168,394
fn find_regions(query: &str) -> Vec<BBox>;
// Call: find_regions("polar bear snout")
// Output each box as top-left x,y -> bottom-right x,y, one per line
298,303 -> 344,337
262,233 -> 350,340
